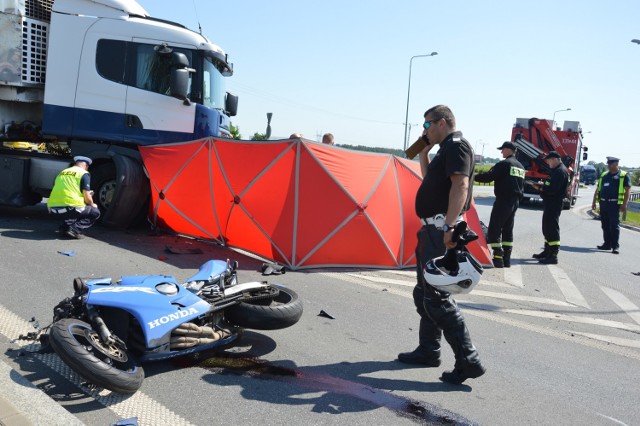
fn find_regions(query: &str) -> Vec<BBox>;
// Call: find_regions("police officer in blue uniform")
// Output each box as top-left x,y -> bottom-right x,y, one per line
592,156 -> 631,254
474,141 -> 525,268
531,151 -> 569,264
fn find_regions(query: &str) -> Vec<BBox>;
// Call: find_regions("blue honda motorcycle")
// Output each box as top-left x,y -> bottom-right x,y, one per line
46,259 -> 303,393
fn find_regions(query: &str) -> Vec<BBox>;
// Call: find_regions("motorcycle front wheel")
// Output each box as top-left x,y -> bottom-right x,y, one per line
49,318 -> 144,394
224,285 -> 303,330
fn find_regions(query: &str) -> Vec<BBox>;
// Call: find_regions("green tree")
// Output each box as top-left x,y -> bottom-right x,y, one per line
230,123 -> 241,140
251,132 -> 268,141
631,169 -> 640,186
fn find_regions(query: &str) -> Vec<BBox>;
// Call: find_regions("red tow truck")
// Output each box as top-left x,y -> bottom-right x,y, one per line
510,118 -> 588,209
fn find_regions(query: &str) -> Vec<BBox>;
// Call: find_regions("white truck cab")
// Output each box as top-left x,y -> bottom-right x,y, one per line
0,0 -> 238,227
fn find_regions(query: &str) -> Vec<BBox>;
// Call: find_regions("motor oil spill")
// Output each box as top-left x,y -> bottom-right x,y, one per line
176,354 -> 477,425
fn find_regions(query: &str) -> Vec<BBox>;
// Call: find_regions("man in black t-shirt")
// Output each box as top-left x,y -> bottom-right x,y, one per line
397,105 -> 485,385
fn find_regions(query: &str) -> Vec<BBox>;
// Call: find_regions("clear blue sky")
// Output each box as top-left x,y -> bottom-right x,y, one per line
141,0 -> 640,167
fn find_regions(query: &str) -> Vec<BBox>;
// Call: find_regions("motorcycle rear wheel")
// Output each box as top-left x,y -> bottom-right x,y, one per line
49,318 -> 144,394
225,285 -> 303,330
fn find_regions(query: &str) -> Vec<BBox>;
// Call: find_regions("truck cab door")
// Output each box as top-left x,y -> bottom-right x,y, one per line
124,39 -> 197,145
73,34 -> 128,142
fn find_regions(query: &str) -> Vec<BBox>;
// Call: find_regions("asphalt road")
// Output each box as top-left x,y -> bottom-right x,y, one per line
1,186 -> 639,426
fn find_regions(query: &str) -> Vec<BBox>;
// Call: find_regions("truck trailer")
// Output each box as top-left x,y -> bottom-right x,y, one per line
0,0 -> 238,227
510,117 -> 588,209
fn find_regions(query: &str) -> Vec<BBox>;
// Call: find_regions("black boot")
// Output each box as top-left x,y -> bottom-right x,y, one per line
539,245 -> 559,264
398,317 -> 441,367
439,314 -> 485,384
397,348 -> 441,366
492,247 -> 504,268
532,243 -> 549,259
503,246 -> 512,268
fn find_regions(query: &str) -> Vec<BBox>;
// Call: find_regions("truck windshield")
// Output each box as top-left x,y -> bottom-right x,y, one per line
202,56 -> 226,110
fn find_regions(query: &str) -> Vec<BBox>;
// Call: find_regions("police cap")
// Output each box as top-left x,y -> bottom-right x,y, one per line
73,155 -> 93,165
542,151 -> 561,159
497,141 -> 517,150
606,156 -> 620,164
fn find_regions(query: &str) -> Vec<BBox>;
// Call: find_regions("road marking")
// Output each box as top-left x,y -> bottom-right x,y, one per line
470,290 -> 573,307
546,264 -> 590,308
345,273 -> 414,287
570,331 -> 640,349
344,273 -> 571,307
599,286 -> 640,326
462,307 -> 640,361
478,280 -> 513,288
0,304 -> 194,426
503,263 -> 524,288
483,307 -> 640,333
321,272 -> 640,360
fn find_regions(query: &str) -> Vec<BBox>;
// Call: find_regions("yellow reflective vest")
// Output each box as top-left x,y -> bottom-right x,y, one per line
47,166 -> 87,208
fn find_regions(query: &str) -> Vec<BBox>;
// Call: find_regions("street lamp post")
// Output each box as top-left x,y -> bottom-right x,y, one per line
552,108 -> 571,129
403,52 -> 438,151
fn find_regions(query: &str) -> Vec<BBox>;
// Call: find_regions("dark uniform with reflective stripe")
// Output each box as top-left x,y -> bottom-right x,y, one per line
540,162 -> 569,259
596,170 -> 630,250
409,131 -> 482,370
474,154 -> 524,266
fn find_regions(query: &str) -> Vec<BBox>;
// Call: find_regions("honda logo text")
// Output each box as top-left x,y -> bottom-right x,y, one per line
147,307 -> 199,329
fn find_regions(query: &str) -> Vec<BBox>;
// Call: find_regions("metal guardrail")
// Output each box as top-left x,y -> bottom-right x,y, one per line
630,191 -> 640,203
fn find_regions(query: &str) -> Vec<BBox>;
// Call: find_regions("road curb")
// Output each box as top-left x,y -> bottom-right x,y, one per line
0,358 -> 84,426
586,209 -> 640,233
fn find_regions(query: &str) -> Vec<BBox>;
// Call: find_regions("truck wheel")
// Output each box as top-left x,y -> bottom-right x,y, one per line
90,157 -> 149,228
91,163 -> 117,212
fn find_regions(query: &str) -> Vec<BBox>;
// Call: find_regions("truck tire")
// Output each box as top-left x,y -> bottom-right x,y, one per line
91,163 -> 117,213
91,156 -> 150,228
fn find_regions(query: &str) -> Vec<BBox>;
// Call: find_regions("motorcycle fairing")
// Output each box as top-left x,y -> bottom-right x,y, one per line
183,260 -> 228,283
86,275 -> 210,349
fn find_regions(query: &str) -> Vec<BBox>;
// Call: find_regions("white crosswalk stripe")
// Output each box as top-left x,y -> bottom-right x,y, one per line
325,262 -> 640,352
599,286 -> 640,325
546,264 -> 590,308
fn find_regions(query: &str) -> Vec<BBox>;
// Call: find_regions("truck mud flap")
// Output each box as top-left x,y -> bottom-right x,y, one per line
101,154 -> 149,228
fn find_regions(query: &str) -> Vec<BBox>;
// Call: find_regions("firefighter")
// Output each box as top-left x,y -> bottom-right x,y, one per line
592,156 -> 631,254
47,156 -> 100,239
473,141 -> 525,267
531,151 -> 569,264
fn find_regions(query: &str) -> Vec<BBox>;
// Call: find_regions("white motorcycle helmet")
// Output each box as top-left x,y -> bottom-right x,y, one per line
423,250 -> 483,295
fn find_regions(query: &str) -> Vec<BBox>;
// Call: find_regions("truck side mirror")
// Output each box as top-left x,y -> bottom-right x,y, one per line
582,152 -> 588,161
225,92 -> 238,117
170,52 -> 194,103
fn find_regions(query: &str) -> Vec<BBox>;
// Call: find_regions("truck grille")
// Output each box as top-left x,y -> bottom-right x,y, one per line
21,18 -> 48,84
25,0 -> 53,22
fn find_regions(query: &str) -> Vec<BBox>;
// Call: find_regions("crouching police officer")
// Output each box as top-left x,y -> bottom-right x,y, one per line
592,156 -> 631,254
531,151 -> 569,264
47,156 -> 100,239
474,141 -> 525,267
